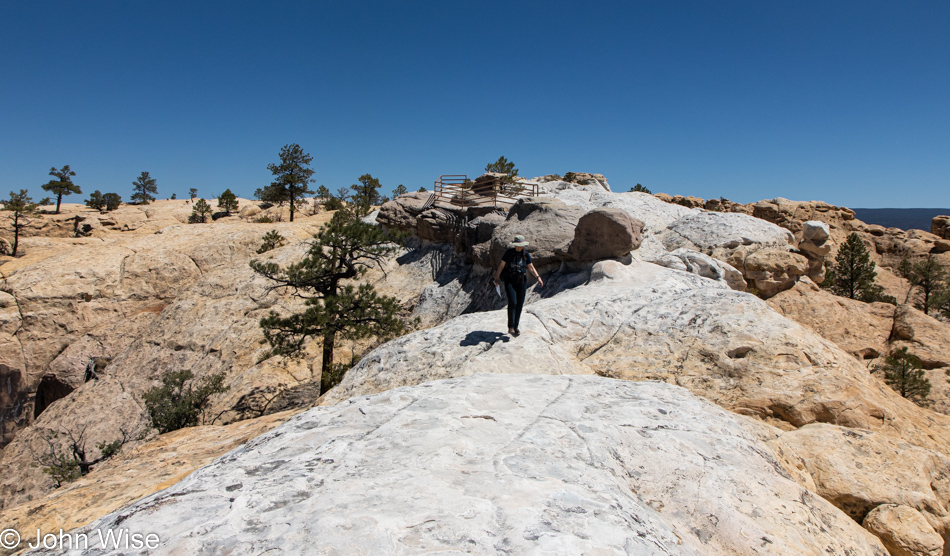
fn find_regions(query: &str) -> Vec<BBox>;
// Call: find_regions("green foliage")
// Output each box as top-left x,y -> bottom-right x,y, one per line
255,215 -> 275,224
130,171 -> 158,204
257,229 -> 286,253
103,192 -> 122,211
1,189 -> 39,256
86,191 -> 122,212
86,190 -> 106,211
218,188 -> 239,215
142,370 -> 229,434
250,209 -> 410,392
898,256 -> 947,315
41,165 -> 81,214
825,233 -> 884,301
349,173 -> 382,217
392,184 -> 408,198
418,186 -> 427,192
189,198 -> 212,223
189,188 -> 198,201
630,183 -> 652,194
171,193 -> 177,200
324,196 -> 346,211
485,156 -> 518,179
267,143 -> 315,222
876,347 -> 931,406
316,185 -> 331,201
563,172 -> 577,183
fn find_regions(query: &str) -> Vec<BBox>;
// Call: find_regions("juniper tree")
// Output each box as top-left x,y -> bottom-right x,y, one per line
33,426 -> 129,487
877,347 -> 931,406
189,188 -> 198,202
630,183 -> 652,194
898,256 -> 947,315
267,143 -> 315,222
827,233 -> 883,301
392,184 -> 407,198
86,190 -> 106,212
103,193 -> 121,212
42,165 -> 81,214
1,189 -> 39,256
218,189 -> 239,215
130,171 -> 158,204
250,208 -> 409,392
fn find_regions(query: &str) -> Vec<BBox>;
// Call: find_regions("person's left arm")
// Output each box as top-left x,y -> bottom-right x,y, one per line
526,262 -> 543,287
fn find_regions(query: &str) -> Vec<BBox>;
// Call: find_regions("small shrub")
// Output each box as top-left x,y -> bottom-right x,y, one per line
257,230 -> 286,253
189,199 -> 212,223
875,347 -> 931,406
324,196 -> 346,211
255,215 -> 275,224
630,183 -> 652,194
142,370 -> 229,434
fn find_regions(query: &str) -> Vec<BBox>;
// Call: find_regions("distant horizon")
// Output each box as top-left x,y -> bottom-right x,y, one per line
2,2 -> 948,209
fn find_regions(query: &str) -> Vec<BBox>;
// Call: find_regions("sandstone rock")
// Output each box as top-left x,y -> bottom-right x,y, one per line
416,208 -> 459,242
933,216 -> 950,240
727,246 -> 810,298
802,220 -> 831,242
566,207 -> 643,261
934,240 -> 950,254
489,197 -> 586,268
768,280 -> 895,360
863,504 -> 945,556
376,191 -> 431,231
36,375 -> 886,555
780,423 -> 950,547
659,211 -> 795,253
647,248 -> 747,291
890,304 -> 950,369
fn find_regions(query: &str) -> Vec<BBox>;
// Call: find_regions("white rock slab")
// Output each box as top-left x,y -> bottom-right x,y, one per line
37,374 -> 886,555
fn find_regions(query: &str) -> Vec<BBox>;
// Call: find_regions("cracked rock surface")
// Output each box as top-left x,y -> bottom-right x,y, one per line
34,374 -> 886,556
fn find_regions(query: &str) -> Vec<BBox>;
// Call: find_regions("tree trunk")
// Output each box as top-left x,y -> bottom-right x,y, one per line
320,332 -> 335,394
289,192 -> 295,222
11,212 -> 19,256
56,193 -> 63,214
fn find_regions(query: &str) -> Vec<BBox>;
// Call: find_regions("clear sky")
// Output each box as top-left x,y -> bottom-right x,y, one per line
1,1 -> 948,208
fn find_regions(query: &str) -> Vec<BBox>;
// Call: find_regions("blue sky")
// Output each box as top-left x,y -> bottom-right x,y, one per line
1,1 -> 947,208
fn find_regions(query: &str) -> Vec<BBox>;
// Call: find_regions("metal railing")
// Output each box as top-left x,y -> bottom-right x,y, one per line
432,175 -> 539,208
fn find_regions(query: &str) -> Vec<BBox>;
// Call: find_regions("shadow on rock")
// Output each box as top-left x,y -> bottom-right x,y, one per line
459,331 -> 510,347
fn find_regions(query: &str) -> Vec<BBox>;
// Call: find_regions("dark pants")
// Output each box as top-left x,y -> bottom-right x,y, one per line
504,279 -> 528,330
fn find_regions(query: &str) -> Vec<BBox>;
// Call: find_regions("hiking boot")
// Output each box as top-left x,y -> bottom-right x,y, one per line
513,329 -> 521,337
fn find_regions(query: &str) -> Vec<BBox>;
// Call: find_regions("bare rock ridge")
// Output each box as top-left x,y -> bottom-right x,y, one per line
29,374 -> 889,556
0,181 -> 949,554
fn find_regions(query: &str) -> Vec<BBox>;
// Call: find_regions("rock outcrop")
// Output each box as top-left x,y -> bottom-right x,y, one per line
932,216 -> 950,241
30,374 -> 887,556
566,207 -> 643,261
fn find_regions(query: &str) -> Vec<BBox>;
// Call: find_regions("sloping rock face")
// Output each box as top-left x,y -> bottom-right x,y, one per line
781,423 -> 950,552
32,374 -> 886,556
864,504 -> 945,556
768,280 -> 950,416
488,198 -> 586,268
322,259 -> 950,454
0,411 -> 294,555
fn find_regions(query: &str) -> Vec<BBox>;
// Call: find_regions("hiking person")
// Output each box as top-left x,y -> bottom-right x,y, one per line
493,234 -> 543,337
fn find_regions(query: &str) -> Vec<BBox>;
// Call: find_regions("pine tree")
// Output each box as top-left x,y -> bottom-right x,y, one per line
630,183 -> 652,194
392,184 -> 408,198
189,188 -> 198,202
827,233 -> 881,301
190,199 -> 212,223
267,144 -> 315,222
218,189 -> 239,215
130,171 -> 158,204
349,174 -> 382,217
898,256 -> 947,315
1,189 -> 39,256
42,165 -> 81,214
250,208 -> 409,392
485,156 -> 518,179
86,191 -> 106,212
877,347 -> 931,406
103,193 -> 122,212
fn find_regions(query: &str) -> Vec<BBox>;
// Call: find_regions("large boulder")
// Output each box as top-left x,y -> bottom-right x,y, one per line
376,191 -> 431,231
566,207 -> 643,261
489,198 -> 586,268
727,246 -> 810,298
647,248 -> 747,291
798,220 -> 833,282
863,504 -> 945,556
34,374 -> 886,556
658,211 -> 795,253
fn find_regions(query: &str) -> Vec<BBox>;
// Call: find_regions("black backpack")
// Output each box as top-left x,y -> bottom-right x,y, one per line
504,250 -> 527,282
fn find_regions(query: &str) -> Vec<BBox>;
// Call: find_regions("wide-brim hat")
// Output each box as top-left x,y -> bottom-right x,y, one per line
509,235 -> 529,247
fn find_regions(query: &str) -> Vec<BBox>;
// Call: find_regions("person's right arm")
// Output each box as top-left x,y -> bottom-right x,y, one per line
494,261 -> 506,285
